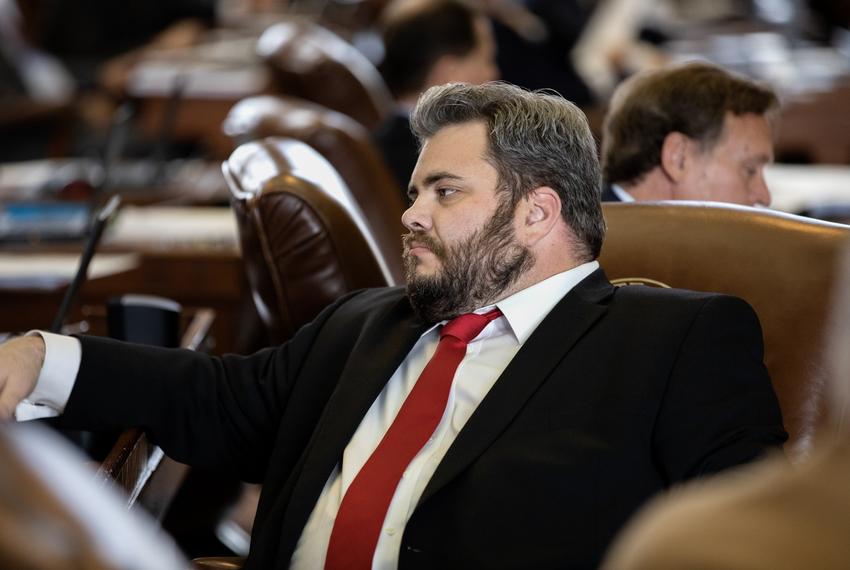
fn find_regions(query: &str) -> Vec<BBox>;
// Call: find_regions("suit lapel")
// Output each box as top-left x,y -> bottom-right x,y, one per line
279,295 -> 429,541
419,269 -> 615,505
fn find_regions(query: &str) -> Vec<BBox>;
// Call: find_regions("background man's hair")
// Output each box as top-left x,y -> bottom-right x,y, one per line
411,81 -> 605,260
379,0 -> 480,99
601,62 -> 779,185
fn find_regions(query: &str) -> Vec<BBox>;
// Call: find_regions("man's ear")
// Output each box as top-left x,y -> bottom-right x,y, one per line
659,132 -> 690,183
521,186 -> 561,246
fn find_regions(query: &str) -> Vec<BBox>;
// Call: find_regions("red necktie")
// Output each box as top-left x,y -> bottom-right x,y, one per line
324,308 -> 503,570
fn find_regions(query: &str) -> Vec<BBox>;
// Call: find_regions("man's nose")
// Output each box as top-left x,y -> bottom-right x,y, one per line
751,171 -> 771,208
402,197 -> 432,232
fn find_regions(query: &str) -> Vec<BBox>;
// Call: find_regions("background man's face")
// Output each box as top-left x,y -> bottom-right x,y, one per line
676,112 -> 774,207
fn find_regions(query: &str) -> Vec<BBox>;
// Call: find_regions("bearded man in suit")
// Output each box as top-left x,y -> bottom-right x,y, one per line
0,82 -> 785,569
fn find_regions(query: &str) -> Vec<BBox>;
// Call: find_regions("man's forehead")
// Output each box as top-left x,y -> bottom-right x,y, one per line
711,112 -> 774,155
417,122 -> 488,163
410,123 -> 495,189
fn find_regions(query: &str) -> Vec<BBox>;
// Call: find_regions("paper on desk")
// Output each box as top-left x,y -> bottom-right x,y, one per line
0,253 -> 139,290
103,206 -> 238,251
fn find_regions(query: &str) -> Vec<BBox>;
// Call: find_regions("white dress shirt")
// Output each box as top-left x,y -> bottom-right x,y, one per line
16,261 -> 600,569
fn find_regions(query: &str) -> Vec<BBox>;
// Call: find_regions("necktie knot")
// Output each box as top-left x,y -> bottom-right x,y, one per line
441,308 -> 503,344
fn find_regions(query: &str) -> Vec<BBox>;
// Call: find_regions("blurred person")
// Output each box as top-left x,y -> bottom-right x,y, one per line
602,241 -> 850,570
601,61 -> 778,206
373,0 -> 499,197
487,0 -> 596,105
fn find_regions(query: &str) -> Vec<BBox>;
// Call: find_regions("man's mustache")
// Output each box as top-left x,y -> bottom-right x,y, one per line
402,233 -> 447,258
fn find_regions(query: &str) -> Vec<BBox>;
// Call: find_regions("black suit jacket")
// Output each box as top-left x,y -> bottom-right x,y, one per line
601,184 -> 622,202
60,269 -> 786,569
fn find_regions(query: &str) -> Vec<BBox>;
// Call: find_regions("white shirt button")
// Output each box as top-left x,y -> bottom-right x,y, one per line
385,527 -> 397,536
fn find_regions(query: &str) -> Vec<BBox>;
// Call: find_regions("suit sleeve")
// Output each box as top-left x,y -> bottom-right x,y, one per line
652,294 -> 788,482
56,291 -> 364,481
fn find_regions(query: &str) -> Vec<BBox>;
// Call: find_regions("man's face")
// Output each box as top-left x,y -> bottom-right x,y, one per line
402,121 -> 532,322
676,112 -> 774,206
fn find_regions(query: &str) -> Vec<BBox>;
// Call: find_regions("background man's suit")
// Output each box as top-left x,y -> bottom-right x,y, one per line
56,269 -> 786,569
601,184 -> 622,202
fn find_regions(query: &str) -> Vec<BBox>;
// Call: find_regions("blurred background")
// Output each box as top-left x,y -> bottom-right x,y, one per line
2,0 -> 850,562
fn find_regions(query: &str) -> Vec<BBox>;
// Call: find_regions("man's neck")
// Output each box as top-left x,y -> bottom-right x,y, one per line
620,169 -> 675,201
491,255 -> 587,306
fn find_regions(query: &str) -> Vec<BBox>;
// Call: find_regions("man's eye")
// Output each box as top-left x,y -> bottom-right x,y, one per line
437,187 -> 457,198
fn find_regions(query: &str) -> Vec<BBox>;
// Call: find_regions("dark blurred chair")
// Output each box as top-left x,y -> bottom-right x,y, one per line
223,94 -> 406,282
599,201 -> 850,459
256,18 -> 394,131
223,136 -> 397,344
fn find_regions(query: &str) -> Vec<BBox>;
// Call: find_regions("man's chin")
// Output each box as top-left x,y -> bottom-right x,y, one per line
404,256 -> 442,278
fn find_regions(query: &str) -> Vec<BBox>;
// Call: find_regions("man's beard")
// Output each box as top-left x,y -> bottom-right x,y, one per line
403,199 -> 534,323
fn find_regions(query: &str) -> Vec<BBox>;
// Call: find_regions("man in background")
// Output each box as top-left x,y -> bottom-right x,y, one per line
601,62 -> 778,206
373,0 -> 498,197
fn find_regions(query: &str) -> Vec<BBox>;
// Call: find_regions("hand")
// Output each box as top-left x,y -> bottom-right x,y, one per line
0,335 -> 45,420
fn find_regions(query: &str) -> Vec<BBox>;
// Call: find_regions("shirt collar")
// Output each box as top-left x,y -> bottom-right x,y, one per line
420,261 -> 600,343
494,261 -> 599,344
611,183 -> 635,202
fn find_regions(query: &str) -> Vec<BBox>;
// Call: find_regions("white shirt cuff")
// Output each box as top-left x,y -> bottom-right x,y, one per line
14,331 -> 81,421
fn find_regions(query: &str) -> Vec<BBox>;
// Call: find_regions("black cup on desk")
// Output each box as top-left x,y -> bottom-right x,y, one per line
107,294 -> 182,347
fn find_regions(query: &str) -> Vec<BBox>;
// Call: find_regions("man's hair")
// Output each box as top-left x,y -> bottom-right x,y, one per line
411,81 -> 605,260
379,0 -> 481,98
601,62 -> 779,185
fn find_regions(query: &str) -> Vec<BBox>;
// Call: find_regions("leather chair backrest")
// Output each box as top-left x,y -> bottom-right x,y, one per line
599,201 -> 850,458
223,137 -> 396,344
256,18 -> 394,131
223,94 -> 406,282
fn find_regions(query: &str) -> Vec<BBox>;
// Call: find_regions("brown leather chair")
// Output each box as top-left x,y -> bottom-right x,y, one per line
256,18 -> 394,131
599,201 -> 850,459
223,94 -> 407,282
194,138 -> 399,570
223,136 -> 398,345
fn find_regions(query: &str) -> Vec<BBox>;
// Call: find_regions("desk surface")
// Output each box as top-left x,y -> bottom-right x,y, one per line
0,206 -> 258,354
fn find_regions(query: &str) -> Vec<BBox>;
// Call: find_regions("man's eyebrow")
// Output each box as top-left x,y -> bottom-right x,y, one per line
422,172 -> 464,187
408,172 -> 464,197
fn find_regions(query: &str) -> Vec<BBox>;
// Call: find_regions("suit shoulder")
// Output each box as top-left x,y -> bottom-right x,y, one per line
611,284 -> 758,319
